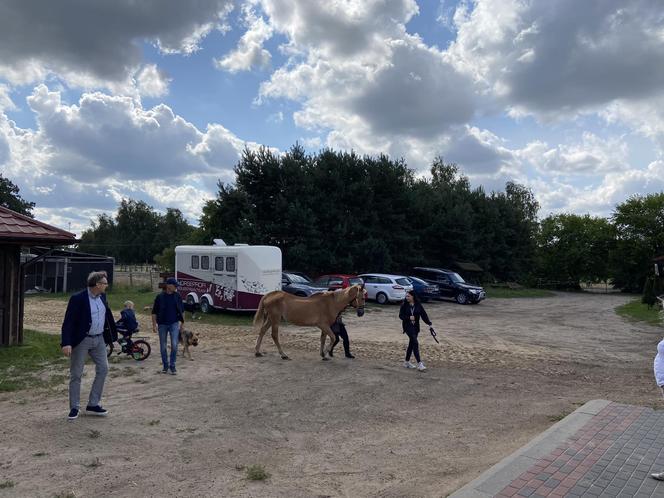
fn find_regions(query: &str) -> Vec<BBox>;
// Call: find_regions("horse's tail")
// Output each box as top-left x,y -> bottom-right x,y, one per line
253,294 -> 268,328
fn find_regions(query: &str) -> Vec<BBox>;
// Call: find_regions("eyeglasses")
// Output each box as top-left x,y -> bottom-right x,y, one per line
98,281 -> 108,285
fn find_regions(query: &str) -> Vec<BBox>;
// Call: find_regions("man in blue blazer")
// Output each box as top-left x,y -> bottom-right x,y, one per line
61,271 -> 117,420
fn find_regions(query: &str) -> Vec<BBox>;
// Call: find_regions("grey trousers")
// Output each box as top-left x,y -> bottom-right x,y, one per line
69,335 -> 108,409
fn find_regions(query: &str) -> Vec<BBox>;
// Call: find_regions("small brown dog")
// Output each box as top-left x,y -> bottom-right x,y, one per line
179,328 -> 200,360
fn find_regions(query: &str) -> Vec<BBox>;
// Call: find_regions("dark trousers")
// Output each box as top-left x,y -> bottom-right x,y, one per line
405,330 -> 421,363
330,322 -> 351,356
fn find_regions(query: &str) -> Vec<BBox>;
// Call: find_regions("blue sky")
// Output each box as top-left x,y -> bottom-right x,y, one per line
1,0 -> 663,235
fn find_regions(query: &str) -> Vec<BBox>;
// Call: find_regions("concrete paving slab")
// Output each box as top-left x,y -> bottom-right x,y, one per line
450,400 -> 664,498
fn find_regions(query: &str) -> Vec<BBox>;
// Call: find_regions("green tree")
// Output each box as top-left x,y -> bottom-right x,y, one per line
611,193 -> 664,292
0,175 -> 35,217
537,214 -> 615,287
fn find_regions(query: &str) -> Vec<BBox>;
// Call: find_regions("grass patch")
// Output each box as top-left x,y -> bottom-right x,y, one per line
84,457 -> 102,468
245,464 -> 270,481
486,287 -> 555,298
0,480 -> 15,489
547,412 -> 571,423
88,429 -> 101,439
615,298 -> 662,326
0,329 -> 68,392
148,419 -> 160,426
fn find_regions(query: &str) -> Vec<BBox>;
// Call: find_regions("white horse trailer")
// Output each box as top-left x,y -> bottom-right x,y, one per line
175,241 -> 282,312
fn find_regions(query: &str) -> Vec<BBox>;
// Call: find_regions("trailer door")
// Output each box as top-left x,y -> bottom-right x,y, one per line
212,253 -> 238,309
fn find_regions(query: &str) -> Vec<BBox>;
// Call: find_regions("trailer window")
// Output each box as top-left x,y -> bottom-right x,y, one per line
191,255 -> 199,269
226,257 -> 236,273
215,257 -> 224,271
201,255 -> 209,270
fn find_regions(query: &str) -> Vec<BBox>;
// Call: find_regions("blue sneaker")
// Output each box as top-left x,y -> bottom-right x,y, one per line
169,367 -> 177,375
68,408 -> 79,420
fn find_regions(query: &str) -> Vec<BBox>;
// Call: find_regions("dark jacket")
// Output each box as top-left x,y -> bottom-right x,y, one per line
152,291 -> 184,325
61,289 -> 118,348
118,308 -> 138,333
399,301 -> 431,335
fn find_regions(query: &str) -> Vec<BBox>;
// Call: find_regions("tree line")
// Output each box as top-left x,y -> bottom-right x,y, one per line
2,148 -> 663,292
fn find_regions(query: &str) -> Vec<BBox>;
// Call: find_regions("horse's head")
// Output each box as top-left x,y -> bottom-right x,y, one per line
348,284 -> 366,317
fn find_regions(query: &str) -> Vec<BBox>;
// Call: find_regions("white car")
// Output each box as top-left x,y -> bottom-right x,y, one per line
359,273 -> 413,304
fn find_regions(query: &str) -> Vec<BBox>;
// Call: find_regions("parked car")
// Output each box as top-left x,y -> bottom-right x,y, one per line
359,273 -> 413,304
281,272 -> 323,297
407,276 -> 439,302
311,274 -> 364,291
411,267 -> 486,304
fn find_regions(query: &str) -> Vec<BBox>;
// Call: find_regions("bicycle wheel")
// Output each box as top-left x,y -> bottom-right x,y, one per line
106,341 -> 114,358
130,340 -> 151,361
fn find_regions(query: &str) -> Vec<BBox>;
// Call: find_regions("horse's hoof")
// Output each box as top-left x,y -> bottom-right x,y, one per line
281,355 -> 290,360
255,352 -> 263,357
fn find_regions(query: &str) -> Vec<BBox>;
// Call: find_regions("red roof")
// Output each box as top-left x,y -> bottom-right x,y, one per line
0,205 -> 76,245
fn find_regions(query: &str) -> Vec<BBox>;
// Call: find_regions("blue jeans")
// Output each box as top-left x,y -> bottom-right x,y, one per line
158,322 -> 180,369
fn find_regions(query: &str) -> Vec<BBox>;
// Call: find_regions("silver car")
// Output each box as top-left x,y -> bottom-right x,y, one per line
359,273 -> 414,304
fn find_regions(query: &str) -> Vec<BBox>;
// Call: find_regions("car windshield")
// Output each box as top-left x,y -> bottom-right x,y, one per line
285,273 -> 310,284
396,278 -> 411,286
408,276 -> 425,285
349,277 -> 364,286
448,272 -> 465,283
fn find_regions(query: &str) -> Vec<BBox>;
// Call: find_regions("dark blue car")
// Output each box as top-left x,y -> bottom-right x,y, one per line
407,276 -> 439,302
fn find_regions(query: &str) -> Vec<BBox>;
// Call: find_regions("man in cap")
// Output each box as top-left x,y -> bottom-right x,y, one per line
152,277 -> 185,374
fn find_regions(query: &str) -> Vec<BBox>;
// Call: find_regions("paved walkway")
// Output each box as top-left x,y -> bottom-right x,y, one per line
451,400 -> 664,498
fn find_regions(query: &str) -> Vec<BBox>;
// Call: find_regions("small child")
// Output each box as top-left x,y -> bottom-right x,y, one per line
116,300 -> 138,344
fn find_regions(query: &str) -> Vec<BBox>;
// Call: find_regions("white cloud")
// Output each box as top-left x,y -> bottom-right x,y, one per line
135,64 -> 171,98
448,0 -> 664,116
518,133 -> 629,176
0,85 -> 263,229
0,0 -> 233,90
215,6 -> 273,73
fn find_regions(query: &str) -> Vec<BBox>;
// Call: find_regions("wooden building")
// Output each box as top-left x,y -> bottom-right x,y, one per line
0,206 -> 76,346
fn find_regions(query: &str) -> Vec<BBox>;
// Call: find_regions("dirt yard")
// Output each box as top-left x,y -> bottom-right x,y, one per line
1,292 -> 661,497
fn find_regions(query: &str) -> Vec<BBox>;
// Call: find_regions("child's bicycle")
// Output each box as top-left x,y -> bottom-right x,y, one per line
106,326 -> 151,361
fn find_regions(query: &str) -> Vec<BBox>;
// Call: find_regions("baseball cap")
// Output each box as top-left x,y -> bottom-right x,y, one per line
165,277 -> 179,286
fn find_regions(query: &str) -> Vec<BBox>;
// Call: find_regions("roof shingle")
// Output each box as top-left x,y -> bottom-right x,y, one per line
0,206 -> 76,244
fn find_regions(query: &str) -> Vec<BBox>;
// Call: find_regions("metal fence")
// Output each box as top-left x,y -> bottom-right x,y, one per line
112,266 -> 161,290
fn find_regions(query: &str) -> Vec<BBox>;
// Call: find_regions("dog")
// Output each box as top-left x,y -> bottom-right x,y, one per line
179,328 -> 200,360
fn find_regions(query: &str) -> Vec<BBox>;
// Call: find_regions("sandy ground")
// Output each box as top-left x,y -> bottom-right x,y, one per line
0,292 -> 661,497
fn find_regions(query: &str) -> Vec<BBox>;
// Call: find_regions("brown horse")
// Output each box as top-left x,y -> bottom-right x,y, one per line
253,284 -> 365,360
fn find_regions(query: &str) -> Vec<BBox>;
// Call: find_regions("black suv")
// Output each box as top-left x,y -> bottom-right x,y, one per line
411,267 -> 486,304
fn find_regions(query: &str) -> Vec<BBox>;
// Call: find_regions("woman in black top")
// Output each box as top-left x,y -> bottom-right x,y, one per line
399,290 -> 432,371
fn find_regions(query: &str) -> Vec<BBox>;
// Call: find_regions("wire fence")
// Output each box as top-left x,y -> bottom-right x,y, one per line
113,267 -> 162,290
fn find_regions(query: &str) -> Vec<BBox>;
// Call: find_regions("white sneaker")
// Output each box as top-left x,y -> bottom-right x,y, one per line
403,361 -> 416,369
652,471 -> 664,481
417,362 -> 426,371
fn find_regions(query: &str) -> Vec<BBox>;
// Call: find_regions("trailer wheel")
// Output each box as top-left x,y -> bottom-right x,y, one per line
200,297 -> 211,314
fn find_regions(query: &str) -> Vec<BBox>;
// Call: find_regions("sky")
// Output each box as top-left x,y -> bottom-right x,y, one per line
1,0 -> 664,235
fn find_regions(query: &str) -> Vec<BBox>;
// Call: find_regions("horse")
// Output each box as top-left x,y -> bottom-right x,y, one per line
253,284 -> 366,360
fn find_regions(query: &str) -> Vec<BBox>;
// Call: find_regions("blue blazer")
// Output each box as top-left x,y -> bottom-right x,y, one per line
61,289 -> 118,348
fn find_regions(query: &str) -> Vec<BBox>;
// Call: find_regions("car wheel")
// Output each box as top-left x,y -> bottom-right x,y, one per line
376,292 -> 388,305
455,292 -> 468,305
200,297 -> 211,314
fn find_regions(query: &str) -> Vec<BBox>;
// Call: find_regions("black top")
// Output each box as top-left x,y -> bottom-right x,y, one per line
398,301 -> 431,334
